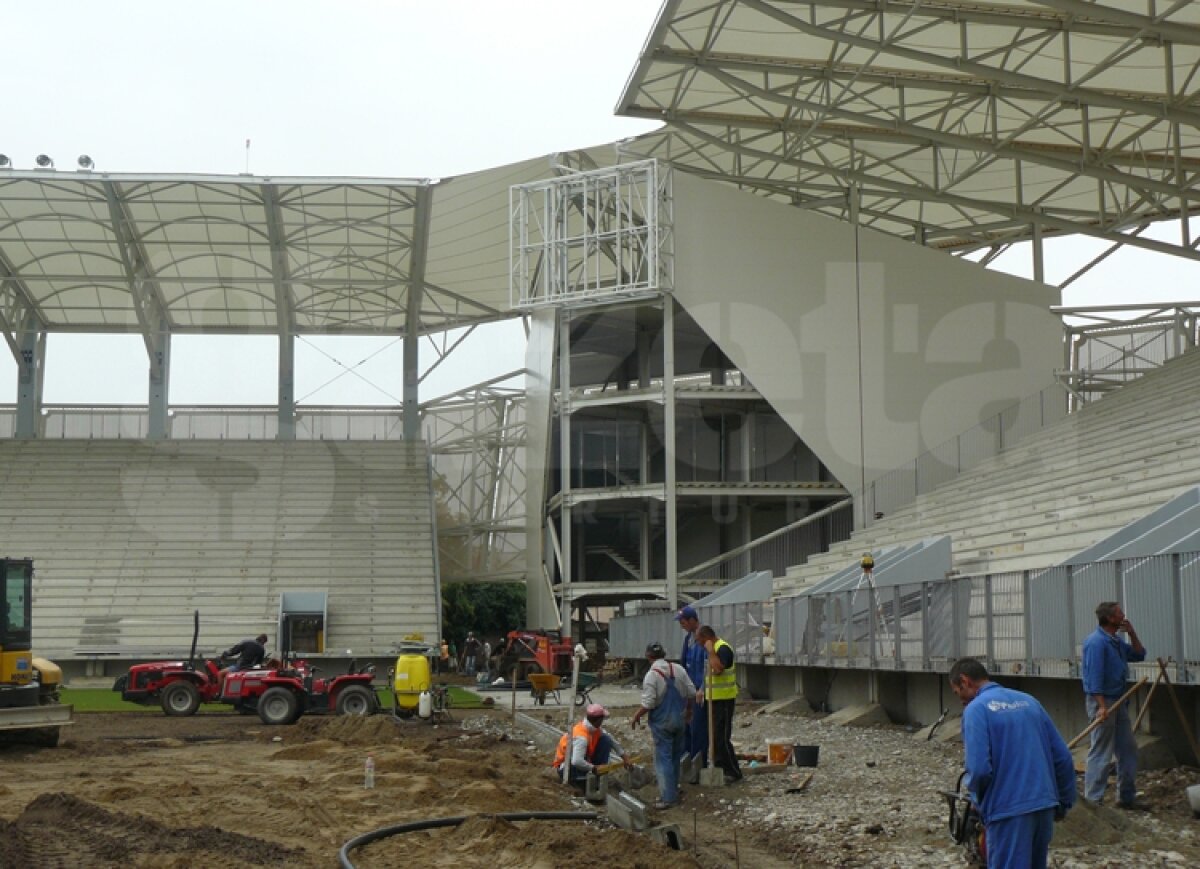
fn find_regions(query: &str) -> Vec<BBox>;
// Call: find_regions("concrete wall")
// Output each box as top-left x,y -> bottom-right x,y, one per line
740,664 -> 1200,766
524,308 -> 559,629
671,171 -> 1064,496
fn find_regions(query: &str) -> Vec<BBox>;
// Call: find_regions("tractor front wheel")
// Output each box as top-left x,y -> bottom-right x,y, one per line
161,681 -> 201,717
258,687 -> 300,726
335,685 -> 375,717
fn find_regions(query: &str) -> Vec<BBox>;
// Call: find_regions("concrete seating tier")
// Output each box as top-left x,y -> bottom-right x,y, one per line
0,439 -> 439,658
778,350 -> 1200,594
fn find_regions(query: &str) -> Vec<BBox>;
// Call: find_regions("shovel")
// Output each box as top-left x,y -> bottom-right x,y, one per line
699,656 -> 725,788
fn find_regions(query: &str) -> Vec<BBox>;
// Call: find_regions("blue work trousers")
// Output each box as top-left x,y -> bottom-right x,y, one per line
985,808 -> 1054,869
1084,696 -> 1138,804
683,704 -> 708,771
564,733 -> 615,784
650,719 -> 686,804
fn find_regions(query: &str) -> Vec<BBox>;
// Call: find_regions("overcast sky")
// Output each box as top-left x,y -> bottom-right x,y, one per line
1,0 -> 661,405
3,0 -> 1198,407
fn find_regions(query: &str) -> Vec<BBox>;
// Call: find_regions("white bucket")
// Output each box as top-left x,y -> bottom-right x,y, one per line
1187,783 -> 1200,817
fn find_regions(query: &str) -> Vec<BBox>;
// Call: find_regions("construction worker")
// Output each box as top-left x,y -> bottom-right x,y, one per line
675,604 -> 708,780
553,703 -> 630,784
462,632 -> 481,677
631,642 -> 696,809
218,633 -> 268,693
697,625 -> 741,784
951,657 -> 1075,868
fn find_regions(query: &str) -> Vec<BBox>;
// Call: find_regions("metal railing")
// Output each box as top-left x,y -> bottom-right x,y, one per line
610,600 -> 769,663
611,550 -> 1200,686
679,498 -> 853,581
1055,302 -> 1200,410
858,381 -> 1070,528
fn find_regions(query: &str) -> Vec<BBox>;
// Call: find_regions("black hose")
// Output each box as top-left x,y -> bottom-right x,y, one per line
338,811 -> 598,869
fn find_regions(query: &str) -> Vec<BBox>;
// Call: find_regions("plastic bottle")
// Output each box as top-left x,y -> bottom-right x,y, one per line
418,689 -> 432,719
364,755 -> 375,789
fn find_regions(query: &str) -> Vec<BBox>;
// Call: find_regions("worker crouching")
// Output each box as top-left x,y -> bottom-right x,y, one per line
553,703 -> 630,784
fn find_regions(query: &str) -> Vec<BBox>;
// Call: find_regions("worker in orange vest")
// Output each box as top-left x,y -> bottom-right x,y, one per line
552,703 -> 630,784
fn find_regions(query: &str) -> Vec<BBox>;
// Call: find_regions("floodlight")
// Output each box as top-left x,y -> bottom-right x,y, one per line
77,154 -> 94,170
0,154 -> 10,168
35,154 -> 54,168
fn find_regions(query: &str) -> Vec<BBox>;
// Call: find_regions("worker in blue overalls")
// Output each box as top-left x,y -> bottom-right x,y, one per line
632,641 -> 696,810
675,605 -> 708,782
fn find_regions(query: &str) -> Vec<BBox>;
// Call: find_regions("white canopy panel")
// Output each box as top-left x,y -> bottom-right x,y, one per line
0,158 -> 563,337
616,0 -> 1200,259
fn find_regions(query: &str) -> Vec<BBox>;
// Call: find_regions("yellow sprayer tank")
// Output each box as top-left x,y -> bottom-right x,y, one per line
392,653 -> 431,712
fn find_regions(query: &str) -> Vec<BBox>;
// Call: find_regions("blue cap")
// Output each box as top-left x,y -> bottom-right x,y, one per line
674,605 -> 698,622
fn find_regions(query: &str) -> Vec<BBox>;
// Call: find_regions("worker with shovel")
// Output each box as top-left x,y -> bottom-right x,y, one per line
631,642 -> 696,810
1082,601 -> 1148,810
675,605 -> 708,784
698,625 -> 742,784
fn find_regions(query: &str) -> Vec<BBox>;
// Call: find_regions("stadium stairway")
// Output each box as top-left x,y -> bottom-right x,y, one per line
777,348 -> 1200,595
0,439 -> 439,659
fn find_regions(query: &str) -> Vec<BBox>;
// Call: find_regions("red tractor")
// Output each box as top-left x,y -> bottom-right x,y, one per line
114,613 -> 379,724
248,661 -> 378,725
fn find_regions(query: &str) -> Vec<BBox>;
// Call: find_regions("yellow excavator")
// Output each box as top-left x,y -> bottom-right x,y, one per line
1,558 -> 72,746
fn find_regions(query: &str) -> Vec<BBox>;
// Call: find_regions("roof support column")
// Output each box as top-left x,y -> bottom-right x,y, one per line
1032,221 -> 1045,284
404,185 -> 434,441
15,326 -> 45,439
0,252 -> 47,438
103,181 -> 174,439
278,331 -> 296,440
664,299 -> 678,609
147,325 -> 171,439
558,307 -> 573,631
261,185 -> 297,442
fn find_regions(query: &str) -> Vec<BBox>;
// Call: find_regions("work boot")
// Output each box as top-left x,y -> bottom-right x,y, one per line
1116,800 -> 1151,812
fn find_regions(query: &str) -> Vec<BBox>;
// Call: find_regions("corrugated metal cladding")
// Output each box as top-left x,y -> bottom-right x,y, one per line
608,603 -> 769,662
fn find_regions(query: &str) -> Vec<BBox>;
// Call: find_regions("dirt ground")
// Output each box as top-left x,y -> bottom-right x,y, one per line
1,702 -> 1198,868
0,709 -> 704,869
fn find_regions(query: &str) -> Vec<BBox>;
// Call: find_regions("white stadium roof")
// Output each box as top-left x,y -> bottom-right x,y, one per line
4,1 -> 1200,341
616,0 -> 1200,259
0,157 -> 561,337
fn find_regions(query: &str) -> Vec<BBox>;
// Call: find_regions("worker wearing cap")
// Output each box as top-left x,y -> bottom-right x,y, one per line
675,604 -> 708,778
553,703 -> 629,783
631,642 -> 696,809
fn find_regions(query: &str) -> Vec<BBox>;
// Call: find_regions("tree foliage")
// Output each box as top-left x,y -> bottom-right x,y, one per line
441,582 -> 526,644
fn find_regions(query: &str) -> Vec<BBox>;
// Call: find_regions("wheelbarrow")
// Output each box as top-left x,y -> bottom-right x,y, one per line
574,671 -> 600,707
528,672 -> 562,705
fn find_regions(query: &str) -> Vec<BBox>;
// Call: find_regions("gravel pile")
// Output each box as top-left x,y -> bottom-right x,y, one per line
527,700 -> 1200,867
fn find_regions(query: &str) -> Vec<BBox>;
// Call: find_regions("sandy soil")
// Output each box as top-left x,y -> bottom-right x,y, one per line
1,703 -> 1197,868
0,711 -> 702,869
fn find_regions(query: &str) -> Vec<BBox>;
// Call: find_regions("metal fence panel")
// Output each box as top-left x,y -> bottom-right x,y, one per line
608,551 -> 1200,684
1184,554 -> 1200,668
1030,566 -> 1073,660
1123,556 -> 1179,672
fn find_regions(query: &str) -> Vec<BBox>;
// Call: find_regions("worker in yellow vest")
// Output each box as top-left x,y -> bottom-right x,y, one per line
552,703 -> 630,784
697,625 -> 742,784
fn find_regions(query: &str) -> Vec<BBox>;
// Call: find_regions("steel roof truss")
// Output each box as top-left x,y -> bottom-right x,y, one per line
102,180 -> 173,378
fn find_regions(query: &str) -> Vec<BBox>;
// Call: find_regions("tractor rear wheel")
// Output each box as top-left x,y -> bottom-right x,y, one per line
258,687 -> 300,726
160,681 -> 201,717
335,685 -> 375,717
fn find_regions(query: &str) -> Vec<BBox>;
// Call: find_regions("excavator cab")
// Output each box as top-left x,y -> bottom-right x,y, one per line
0,559 -> 35,698
0,558 -> 72,746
